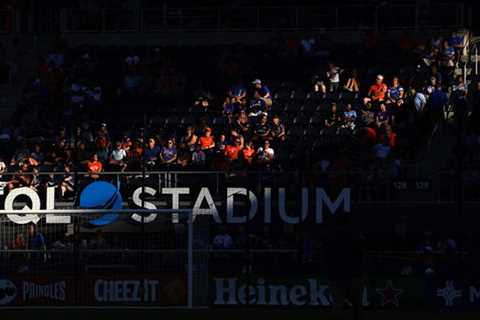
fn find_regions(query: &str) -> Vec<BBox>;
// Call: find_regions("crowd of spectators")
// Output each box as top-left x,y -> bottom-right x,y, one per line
1,32 -> 477,191
0,32 -> 479,275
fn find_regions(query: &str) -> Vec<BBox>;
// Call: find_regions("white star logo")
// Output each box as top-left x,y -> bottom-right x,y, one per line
437,281 -> 462,307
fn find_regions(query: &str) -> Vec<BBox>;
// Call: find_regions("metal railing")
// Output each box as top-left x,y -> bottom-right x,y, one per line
0,169 -> 472,205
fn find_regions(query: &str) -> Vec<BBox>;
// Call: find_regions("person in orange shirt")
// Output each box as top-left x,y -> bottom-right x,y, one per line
242,141 -> 256,167
224,140 -> 241,161
368,74 -> 388,102
87,153 -> 103,180
198,127 -> 215,151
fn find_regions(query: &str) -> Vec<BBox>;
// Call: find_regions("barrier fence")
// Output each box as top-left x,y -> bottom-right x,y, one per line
0,169 -> 469,206
0,244 -> 475,308
0,169 -> 476,308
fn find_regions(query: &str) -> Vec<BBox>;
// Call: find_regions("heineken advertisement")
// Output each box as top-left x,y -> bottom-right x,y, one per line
212,277 -> 480,309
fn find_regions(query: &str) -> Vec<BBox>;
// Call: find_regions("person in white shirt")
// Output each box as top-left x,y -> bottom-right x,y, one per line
326,62 -> 342,92
257,140 -> 274,167
109,142 -> 128,171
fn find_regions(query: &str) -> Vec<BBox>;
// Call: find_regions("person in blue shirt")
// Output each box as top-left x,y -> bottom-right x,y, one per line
376,103 -> 390,128
250,79 -> 272,116
143,138 -> 161,168
387,77 -> 404,104
160,139 -> 177,166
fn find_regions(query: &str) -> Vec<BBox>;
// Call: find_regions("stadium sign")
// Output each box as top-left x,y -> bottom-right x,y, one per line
0,277 -> 71,306
434,280 -> 480,307
213,277 -> 370,307
1,182 -> 351,225
86,275 -> 186,306
22,280 -> 66,302
94,279 -> 159,303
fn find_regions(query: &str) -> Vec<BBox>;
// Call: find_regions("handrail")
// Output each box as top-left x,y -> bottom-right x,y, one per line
0,169 -> 458,176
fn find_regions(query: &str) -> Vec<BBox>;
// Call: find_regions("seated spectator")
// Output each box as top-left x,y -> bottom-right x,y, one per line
223,98 -> 238,115
143,138 -> 161,168
256,140 -> 275,167
194,94 -> 212,113
253,113 -> 271,141
31,144 -> 45,163
251,79 -> 272,115
233,111 -> 250,137
270,114 -> 286,142
451,75 -> 466,95
414,89 -> 428,113
159,139 -> 177,165
344,69 -> 360,93
7,162 -> 31,191
242,141 -> 256,167
224,138 -> 242,163
442,39 -> 456,68
342,103 -> 357,131
324,103 -> 341,134
368,74 -> 388,102
228,82 -> 247,107
87,153 -> 103,180
425,76 -> 439,96
191,144 -> 206,167
181,126 -> 198,152
109,142 -> 128,172
376,103 -> 390,128
326,62 -> 342,92
198,127 -> 215,151
387,76 -> 404,104
214,134 -> 227,154
313,80 -> 327,96
60,164 -> 75,197
77,142 -> 90,166
383,124 -> 397,149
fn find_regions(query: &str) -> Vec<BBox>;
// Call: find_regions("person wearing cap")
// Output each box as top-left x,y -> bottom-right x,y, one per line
368,74 -> 388,102
251,79 -> 272,111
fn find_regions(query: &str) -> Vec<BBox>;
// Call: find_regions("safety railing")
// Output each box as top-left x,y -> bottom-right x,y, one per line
0,169 -> 471,205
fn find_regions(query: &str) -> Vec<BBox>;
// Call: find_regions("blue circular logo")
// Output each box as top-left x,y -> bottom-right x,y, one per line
79,181 -> 123,226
